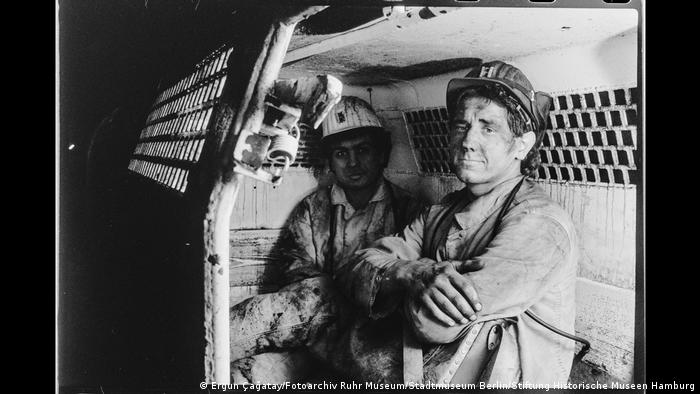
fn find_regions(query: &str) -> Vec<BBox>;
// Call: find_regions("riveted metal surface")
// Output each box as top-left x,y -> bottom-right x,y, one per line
435,322 -> 483,384
486,324 -> 502,351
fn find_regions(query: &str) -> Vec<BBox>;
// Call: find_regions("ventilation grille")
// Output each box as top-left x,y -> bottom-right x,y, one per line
538,87 -> 638,185
128,45 -> 233,193
290,127 -> 324,168
403,86 -> 639,185
404,107 -> 451,174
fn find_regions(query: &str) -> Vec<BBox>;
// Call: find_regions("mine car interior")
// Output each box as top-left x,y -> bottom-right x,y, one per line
59,0 -> 643,389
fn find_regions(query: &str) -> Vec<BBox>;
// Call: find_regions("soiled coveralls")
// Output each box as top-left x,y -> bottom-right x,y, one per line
230,178 -> 424,382
338,176 -> 579,384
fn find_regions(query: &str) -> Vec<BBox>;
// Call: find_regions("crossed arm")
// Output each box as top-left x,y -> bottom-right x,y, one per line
335,205 -> 574,344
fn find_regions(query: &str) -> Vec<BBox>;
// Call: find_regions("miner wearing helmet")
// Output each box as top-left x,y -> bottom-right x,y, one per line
342,61 -> 580,384
229,96 -> 425,382
230,62 -> 579,384
280,96 -> 425,279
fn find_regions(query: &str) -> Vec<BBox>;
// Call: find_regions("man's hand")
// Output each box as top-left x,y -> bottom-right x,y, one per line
395,258 -> 483,327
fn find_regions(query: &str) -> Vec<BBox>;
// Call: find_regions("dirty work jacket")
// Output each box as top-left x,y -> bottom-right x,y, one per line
281,178 -> 425,285
230,178 -> 424,383
337,176 -> 578,385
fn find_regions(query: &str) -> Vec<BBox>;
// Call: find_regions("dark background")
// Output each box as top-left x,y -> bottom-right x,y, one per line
58,0 -> 245,388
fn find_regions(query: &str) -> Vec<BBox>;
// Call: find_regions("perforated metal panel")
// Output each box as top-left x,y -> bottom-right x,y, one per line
290,127 -> 324,168
403,86 -> 639,186
128,45 -> 234,193
537,86 -> 638,185
403,107 -> 451,174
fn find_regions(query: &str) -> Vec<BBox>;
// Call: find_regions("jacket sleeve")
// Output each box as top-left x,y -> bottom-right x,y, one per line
333,206 -> 431,319
406,208 -> 576,344
279,198 -> 325,285
395,189 -> 430,231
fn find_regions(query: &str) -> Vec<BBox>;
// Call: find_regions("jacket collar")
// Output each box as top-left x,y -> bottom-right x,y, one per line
453,176 -> 526,230
330,178 -> 389,220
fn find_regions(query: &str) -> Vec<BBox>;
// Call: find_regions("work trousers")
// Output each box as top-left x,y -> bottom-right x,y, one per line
230,276 -> 403,383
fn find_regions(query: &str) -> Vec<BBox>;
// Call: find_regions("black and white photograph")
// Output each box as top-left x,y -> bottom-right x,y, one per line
58,0 -> 650,392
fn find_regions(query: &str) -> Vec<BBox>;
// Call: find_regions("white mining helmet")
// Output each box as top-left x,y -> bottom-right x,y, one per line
321,96 -> 383,140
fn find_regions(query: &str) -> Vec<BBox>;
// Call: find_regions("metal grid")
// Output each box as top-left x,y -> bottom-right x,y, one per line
403,107 -> 451,174
537,86 -> 639,185
290,127 -> 324,168
403,85 -> 639,186
128,45 -> 234,193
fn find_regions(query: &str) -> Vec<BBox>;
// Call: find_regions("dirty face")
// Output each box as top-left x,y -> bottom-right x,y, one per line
449,95 -> 524,190
328,132 -> 385,191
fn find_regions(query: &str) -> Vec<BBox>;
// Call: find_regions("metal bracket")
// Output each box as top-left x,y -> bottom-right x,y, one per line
232,95 -> 302,185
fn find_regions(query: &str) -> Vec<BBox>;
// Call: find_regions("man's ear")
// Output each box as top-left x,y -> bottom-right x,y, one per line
517,131 -> 536,160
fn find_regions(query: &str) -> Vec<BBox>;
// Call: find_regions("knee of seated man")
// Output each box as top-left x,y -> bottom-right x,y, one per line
280,276 -> 339,300
278,276 -> 348,314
